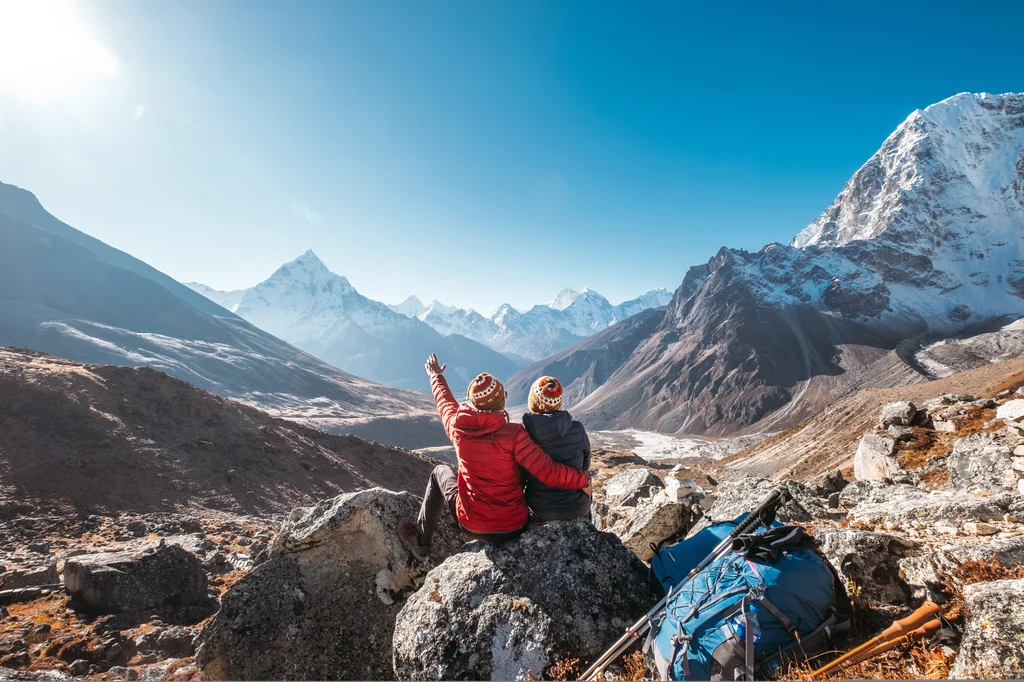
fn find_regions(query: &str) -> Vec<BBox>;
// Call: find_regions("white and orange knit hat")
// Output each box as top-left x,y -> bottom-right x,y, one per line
467,373 -> 507,411
528,376 -> 563,413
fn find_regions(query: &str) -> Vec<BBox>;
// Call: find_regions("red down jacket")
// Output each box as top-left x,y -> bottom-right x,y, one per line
431,374 -> 589,534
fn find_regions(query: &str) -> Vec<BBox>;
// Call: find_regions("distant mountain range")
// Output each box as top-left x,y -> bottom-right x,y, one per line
188,251 -> 520,395
386,286 -> 672,361
0,180 -> 445,449
524,92 -> 1024,436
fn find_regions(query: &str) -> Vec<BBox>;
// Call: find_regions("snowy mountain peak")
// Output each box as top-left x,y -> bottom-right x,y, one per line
426,299 -> 459,315
792,91 -> 1024,251
549,288 -> 582,310
389,295 -> 428,318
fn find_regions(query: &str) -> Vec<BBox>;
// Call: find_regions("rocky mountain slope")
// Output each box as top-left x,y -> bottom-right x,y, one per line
0,347 -> 438,517
562,92 -> 1024,436
0,181 -> 444,449
388,286 -> 672,361
188,251 -> 519,395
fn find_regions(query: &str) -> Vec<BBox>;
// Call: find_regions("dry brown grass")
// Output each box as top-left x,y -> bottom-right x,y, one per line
778,643 -> 953,680
620,651 -> 648,681
895,405 -> 996,486
940,556 -> 1024,620
545,656 -> 581,681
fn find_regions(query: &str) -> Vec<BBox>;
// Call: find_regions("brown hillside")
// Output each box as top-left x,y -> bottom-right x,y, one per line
0,347 -> 437,517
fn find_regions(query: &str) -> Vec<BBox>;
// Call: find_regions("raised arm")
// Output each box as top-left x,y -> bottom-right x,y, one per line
511,427 -> 590,490
426,354 -> 459,444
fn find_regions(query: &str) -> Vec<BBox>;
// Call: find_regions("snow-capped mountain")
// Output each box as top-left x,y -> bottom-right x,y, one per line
189,252 -> 519,394
388,286 -> 672,360
561,92 -> 1024,436
0,180 -> 446,449
390,295 -> 429,318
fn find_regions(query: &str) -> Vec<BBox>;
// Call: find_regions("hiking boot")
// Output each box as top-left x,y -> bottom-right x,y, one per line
398,520 -> 429,560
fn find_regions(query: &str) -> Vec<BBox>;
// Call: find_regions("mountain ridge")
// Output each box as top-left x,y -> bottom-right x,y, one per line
556,92 -> 1024,436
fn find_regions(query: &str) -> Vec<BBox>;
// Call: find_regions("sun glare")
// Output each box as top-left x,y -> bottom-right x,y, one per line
0,0 -> 118,101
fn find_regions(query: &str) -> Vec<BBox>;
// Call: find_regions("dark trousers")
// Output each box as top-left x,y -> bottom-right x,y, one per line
530,496 -> 593,523
415,464 -> 524,545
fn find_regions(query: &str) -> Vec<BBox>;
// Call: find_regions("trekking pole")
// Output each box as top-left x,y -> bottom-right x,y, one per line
580,487 -> 792,681
839,618 -> 941,670
809,602 -> 941,679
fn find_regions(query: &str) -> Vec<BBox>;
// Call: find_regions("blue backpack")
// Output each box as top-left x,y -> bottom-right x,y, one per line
646,516 -> 848,681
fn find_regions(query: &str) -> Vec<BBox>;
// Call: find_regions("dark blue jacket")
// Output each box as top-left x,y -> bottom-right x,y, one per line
521,410 -> 591,516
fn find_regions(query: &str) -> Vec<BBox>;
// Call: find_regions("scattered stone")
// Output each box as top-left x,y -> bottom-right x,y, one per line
886,425 -> 914,441
27,541 -> 51,554
807,468 -> 848,497
853,434 -> 900,481
107,667 -> 139,681
392,520 -> 656,681
602,468 -> 664,507
948,433 -> 1017,494
879,401 -> 916,428
942,394 -> 977,404
0,565 -> 59,590
155,626 -> 195,657
828,492 -> 841,509
816,529 -> 913,607
950,579 -> 1024,679
964,522 -> 999,536
69,659 -> 90,676
64,542 -> 207,612
997,399 -> 1024,422
933,420 -> 958,433
196,488 -> 460,681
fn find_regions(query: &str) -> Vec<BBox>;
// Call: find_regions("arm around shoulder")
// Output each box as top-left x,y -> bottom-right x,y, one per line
511,427 -> 589,490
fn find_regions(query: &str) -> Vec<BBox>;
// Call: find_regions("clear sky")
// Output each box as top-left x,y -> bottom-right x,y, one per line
1,0 -> 1021,314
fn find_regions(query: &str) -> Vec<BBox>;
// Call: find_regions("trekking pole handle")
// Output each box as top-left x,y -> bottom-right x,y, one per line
730,487 -> 789,538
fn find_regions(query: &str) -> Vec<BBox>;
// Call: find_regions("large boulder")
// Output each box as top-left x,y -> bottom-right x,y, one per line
853,434 -> 900,482
996,400 -> 1024,423
950,579 -> 1024,679
879,401 -> 916,428
0,564 -> 59,590
948,432 -> 1017,494
63,542 -> 206,612
392,520 -> 656,681
815,529 -> 913,608
602,468 -> 663,507
689,478 -> 829,535
848,490 -> 1016,527
196,488 -> 460,681
807,468 -> 848,497
614,497 -> 689,561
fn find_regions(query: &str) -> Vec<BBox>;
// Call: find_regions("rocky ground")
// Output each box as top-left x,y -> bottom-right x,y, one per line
6,351 -> 1024,680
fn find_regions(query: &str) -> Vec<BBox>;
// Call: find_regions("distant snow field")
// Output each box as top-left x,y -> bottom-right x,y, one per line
590,429 -> 767,460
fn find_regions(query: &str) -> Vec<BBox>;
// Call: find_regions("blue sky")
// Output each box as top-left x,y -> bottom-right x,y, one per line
0,0 -> 1021,314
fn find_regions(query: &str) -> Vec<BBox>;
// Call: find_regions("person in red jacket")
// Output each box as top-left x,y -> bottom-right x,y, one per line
400,354 -> 592,559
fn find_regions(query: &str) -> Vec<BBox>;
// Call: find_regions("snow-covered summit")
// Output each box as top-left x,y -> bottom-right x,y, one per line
389,295 -> 428,318
793,92 -> 1024,250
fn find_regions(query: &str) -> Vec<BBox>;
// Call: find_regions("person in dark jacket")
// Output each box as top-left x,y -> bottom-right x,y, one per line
521,376 -> 592,522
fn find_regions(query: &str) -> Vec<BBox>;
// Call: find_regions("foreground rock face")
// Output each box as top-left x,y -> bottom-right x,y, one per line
63,542 -> 206,612
196,488 -> 459,681
392,520 -> 656,681
950,578 -> 1024,679
816,529 -> 913,607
